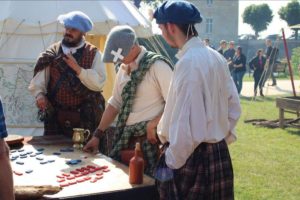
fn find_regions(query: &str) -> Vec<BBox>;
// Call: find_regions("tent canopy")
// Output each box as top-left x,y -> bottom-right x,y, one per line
289,24 -> 300,29
0,1 -> 152,135
0,0 -> 152,63
0,0 -> 152,37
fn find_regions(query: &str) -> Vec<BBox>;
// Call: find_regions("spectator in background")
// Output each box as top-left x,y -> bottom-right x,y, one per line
264,39 -> 279,86
232,46 -> 246,95
203,38 -> 215,49
217,40 -> 227,56
249,49 -> 267,98
224,41 -> 235,73
0,98 -> 15,200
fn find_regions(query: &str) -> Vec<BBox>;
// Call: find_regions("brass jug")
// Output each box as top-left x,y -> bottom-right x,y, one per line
72,128 -> 90,149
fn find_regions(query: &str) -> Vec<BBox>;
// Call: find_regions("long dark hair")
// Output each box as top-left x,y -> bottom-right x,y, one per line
236,46 -> 242,55
256,49 -> 263,56
176,24 -> 198,37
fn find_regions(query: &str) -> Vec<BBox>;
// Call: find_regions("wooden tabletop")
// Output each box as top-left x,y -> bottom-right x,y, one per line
11,135 -> 155,199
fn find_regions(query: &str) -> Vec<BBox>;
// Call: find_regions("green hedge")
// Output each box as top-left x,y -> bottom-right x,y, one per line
291,46 -> 300,77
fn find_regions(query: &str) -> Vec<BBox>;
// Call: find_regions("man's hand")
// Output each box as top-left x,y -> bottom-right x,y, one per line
146,121 -> 158,144
225,131 -> 236,145
63,53 -> 82,75
36,93 -> 48,111
83,136 -> 100,154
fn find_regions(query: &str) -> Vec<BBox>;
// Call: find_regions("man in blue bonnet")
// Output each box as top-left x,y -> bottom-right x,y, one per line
29,11 -> 106,136
154,1 -> 241,199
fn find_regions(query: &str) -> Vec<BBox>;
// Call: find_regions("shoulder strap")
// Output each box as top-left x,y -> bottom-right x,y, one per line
115,51 -> 173,136
47,43 -> 86,100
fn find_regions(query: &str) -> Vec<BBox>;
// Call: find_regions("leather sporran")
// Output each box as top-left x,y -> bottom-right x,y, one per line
37,103 -> 55,122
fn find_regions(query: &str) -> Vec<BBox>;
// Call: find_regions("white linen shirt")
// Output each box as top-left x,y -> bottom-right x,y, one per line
28,40 -> 106,98
108,47 -> 173,125
157,37 -> 241,169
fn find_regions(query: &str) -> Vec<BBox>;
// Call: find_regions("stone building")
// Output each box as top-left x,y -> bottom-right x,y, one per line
190,0 -> 239,48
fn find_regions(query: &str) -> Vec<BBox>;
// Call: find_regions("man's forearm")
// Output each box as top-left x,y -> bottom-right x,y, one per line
93,104 -> 119,138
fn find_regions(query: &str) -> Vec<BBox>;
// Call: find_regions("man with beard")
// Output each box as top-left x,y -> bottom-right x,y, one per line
153,1 -> 241,199
29,11 -> 106,136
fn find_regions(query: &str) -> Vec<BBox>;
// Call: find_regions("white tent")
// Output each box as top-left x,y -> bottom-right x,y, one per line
0,0 -> 152,136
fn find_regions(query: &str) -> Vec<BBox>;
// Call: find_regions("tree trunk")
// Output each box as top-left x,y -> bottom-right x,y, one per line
255,31 -> 258,38
295,29 -> 299,40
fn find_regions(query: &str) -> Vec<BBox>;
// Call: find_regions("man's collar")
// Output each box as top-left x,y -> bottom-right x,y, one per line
129,46 -> 147,71
121,46 -> 147,74
176,37 -> 203,59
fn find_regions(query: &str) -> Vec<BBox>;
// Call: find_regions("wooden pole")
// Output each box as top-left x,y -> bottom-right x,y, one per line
281,28 -> 297,97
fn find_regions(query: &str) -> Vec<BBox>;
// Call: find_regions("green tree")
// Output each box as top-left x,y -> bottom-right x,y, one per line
242,4 -> 273,37
278,0 -> 300,40
291,46 -> 300,76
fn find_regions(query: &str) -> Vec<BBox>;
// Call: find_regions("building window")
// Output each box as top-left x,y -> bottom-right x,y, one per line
207,0 -> 213,6
206,18 -> 213,34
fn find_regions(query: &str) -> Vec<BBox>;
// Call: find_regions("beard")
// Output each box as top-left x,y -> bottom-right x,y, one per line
62,34 -> 83,47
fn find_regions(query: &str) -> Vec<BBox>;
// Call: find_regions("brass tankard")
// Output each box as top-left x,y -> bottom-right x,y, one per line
72,128 -> 90,149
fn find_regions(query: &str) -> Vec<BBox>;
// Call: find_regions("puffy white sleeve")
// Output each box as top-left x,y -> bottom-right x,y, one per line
226,77 -> 241,144
152,60 -> 173,101
165,80 -> 207,169
77,51 -> 106,91
28,67 -> 50,98
107,68 -> 124,111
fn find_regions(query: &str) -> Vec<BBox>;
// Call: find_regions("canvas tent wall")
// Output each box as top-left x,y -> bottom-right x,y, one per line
0,0 -> 152,136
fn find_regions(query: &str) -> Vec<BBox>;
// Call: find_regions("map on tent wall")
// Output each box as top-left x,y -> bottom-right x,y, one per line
0,64 -> 42,127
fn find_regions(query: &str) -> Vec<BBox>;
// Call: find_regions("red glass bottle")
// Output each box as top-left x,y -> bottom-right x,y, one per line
129,142 -> 144,184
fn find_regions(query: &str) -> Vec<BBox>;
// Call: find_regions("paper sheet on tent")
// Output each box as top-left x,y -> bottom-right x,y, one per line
0,63 -> 40,127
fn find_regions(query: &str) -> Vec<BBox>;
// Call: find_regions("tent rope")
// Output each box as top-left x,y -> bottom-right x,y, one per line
54,21 -> 59,42
38,21 -> 46,50
0,19 -> 25,51
0,19 -> 7,42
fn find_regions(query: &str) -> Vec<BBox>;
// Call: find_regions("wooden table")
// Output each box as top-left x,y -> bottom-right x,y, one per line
276,97 -> 300,128
10,136 -> 157,200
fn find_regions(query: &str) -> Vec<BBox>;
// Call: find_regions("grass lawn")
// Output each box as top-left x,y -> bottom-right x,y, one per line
230,96 -> 300,200
243,73 -> 300,82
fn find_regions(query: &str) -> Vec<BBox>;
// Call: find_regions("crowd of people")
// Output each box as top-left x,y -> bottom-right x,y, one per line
1,1 -> 243,199
204,38 -> 279,98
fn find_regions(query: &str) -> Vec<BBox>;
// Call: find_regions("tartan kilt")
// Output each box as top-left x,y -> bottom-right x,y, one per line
156,139 -> 234,200
99,126 -> 116,156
